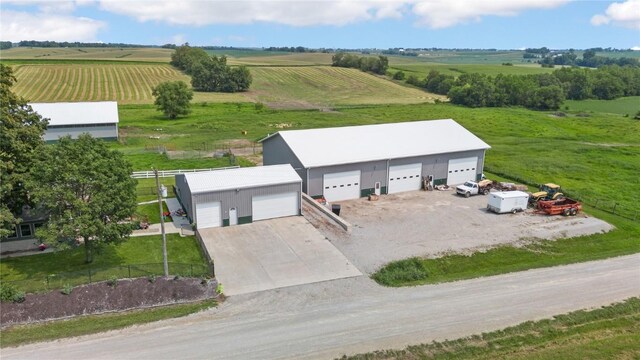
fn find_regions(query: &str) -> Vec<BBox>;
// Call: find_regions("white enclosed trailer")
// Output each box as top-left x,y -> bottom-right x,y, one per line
487,191 -> 529,214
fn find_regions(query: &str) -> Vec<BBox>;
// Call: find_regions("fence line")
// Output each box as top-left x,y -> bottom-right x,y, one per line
484,166 -> 638,221
131,166 -> 239,179
1,262 -> 211,293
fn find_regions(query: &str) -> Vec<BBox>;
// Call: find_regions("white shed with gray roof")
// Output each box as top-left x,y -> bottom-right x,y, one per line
174,165 -> 302,229
29,101 -> 119,142
261,119 -> 491,202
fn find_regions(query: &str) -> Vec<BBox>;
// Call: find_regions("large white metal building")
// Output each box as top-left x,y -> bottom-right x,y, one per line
174,165 -> 302,229
29,101 -> 119,142
261,119 -> 491,202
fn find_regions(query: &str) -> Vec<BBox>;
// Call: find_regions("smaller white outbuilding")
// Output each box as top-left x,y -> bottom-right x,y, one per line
29,101 -> 119,142
174,165 -> 303,229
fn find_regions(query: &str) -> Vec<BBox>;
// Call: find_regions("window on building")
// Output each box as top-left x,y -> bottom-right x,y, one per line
20,224 -> 33,237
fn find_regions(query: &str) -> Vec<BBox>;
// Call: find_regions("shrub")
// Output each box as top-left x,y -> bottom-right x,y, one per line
61,283 -> 73,295
0,283 -> 26,303
107,275 -> 118,288
147,274 -> 157,283
371,257 -> 430,286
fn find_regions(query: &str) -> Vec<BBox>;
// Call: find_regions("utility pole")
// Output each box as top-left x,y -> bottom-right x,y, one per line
153,168 -> 169,277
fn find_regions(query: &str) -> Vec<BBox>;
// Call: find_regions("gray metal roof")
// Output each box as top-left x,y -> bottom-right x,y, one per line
262,119 -> 491,168
29,101 -> 119,126
184,164 -> 301,194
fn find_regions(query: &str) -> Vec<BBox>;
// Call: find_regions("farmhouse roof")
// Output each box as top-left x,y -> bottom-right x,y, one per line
184,164 -> 301,194
29,101 -> 119,126
261,119 -> 491,168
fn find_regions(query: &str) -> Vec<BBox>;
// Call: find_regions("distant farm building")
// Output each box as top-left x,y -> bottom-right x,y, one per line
175,165 -> 302,230
261,119 -> 491,202
29,101 -> 119,141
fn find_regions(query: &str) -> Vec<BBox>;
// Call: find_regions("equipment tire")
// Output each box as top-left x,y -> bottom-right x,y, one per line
465,192 -> 470,198
563,208 -> 571,216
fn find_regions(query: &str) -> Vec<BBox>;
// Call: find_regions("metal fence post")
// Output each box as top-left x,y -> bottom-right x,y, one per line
190,264 -> 193,277
128,265 -> 131,278
613,203 -> 617,214
88,268 -> 92,283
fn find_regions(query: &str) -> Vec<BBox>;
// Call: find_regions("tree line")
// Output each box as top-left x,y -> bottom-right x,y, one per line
406,65 -> 640,110
331,52 -> 389,75
523,48 -> 639,68
170,44 -> 252,93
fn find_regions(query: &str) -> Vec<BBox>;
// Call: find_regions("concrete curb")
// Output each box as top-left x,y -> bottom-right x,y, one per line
301,193 -> 351,232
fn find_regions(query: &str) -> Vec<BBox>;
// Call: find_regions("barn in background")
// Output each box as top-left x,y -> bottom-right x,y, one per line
29,101 -> 119,141
261,119 -> 491,202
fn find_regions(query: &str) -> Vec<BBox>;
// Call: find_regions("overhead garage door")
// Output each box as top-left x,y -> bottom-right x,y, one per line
388,163 -> 422,194
447,157 -> 478,185
252,192 -> 299,221
323,170 -> 361,202
196,201 -> 222,229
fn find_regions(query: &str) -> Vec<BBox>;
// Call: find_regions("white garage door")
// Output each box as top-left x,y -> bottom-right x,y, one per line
323,170 -> 361,202
252,192 -> 299,221
388,163 -> 422,194
447,157 -> 478,185
196,201 -> 222,229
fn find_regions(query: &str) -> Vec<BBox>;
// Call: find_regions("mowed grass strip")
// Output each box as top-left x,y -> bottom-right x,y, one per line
0,299 -> 218,348
340,297 -> 640,360
372,208 -> 640,287
11,64 -> 190,104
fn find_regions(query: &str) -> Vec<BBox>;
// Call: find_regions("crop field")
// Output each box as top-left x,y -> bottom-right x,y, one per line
564,96 -> 640,115
10,64 -> 247,104
388,62 -> 554,78
0,47 -> 173,62
230,52 -> 333,66
245,66 -> 442,107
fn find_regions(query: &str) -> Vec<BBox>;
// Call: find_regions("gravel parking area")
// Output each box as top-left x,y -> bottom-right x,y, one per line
308,190 -> 614,274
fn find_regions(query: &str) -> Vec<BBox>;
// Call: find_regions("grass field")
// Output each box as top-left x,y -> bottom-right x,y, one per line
246,66 -> 442,107
564,96 -> 640,115
342,297 -> 640,360
0,234 -> 208,292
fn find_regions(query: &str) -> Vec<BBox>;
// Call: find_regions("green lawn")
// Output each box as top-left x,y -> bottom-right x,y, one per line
341,297 -> 640,360
564,96 -> 640,116
0,234 -> 208,292
134,201 -> 169,223
0,299 -> 217,348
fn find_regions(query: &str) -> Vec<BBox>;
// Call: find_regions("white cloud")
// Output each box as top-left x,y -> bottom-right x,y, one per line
96,0 -> 570,28
169,33 -> 186,45
2,0 -> 94,13
591,0 -> 640,29
0,10 -> 105,42
411,0 -> 570,29
631,46 -> 640,50
97,0 -> 406,27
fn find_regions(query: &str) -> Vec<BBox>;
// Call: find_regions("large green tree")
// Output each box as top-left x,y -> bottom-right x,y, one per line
27,134 -> 137,263
0,64 -> 48,238
152,80 -> 194,119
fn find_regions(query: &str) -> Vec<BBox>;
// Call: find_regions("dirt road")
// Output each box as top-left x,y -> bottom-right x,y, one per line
4,254 -> 639,360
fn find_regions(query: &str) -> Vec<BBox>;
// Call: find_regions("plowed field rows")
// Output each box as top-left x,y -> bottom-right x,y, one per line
12,64 -> 189,103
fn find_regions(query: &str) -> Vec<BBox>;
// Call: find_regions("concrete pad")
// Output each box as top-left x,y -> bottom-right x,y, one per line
198,216 -> 362,296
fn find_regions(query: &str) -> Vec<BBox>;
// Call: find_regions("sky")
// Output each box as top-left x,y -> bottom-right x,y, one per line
1,0 -> 639,50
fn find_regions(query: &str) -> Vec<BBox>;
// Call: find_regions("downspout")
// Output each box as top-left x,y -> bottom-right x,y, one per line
386,159 -> 390,194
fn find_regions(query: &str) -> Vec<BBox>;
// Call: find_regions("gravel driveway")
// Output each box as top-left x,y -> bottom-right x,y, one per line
311,190 -> 613,273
